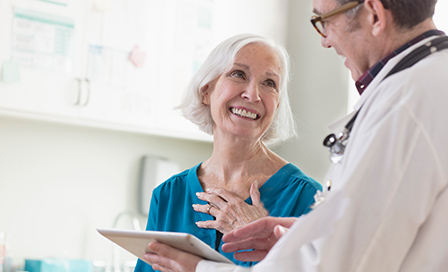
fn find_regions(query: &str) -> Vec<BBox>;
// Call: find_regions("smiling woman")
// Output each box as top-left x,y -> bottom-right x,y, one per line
200,42 -> 282,144
177,33 -> 296,146
134,33 -> 322,272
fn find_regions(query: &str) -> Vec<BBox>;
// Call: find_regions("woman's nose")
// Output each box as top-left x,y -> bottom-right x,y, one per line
242,83 -> 261,101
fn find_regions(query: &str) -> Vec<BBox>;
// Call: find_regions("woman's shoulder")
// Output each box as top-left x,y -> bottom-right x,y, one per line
276,163 -> 322,191
154,163 -> 201,192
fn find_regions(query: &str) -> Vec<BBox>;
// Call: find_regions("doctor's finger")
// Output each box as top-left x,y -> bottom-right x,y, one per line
223,218 -> 273,242
222,235 -> 275,253
224,216 -> 297,242
233,249 -> 269,262
273,225 -> 289,239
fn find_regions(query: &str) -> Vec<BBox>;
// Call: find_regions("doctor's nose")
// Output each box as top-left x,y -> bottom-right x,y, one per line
321,36 -> 332,49
242,83 -> 261,102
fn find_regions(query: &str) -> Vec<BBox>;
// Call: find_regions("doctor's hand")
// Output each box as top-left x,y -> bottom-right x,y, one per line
221,216 -> 297,262
142,241 -> 201,272
193,181 -> 269,234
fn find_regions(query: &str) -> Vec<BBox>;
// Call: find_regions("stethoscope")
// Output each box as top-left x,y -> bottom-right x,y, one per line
323,35 -> 448,164
323,110 -> 359,164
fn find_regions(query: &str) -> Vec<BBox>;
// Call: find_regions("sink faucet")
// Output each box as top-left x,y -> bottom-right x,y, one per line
111,211 -> 141,272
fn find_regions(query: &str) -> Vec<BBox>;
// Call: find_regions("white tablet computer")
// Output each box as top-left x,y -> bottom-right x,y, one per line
97,228 -> 233,265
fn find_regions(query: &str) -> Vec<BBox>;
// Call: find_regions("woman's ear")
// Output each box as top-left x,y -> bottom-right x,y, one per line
201,84 -> 211,105
364,0 -> 388,36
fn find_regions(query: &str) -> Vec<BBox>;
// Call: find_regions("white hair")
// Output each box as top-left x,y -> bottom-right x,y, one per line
176,33 -> 296,145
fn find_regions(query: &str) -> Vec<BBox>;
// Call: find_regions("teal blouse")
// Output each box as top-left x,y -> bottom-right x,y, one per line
134,163 -> 321,271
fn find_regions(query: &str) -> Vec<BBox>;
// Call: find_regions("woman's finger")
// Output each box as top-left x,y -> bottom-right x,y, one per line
143,241 -> 201,272
250,180 -> 262,207
195,206 -> 237,234
192,203 -> 218,216
196,218 -> 233,233
196,192 -> 228,209
205,187 -> 240,203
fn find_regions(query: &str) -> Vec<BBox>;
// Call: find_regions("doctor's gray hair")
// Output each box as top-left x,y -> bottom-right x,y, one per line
338,0 -> 436,28
176,33 -> 296,145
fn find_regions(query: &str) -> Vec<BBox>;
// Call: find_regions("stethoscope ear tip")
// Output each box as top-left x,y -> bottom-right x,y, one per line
323,133 -> 337,148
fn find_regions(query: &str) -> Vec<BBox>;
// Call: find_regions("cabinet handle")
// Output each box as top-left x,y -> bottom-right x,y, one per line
75,78 -> 83,105
74,78 -> 91,106
83,78 -> 91,106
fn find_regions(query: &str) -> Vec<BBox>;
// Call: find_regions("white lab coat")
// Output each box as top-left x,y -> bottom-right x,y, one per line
197,35 -> 448,271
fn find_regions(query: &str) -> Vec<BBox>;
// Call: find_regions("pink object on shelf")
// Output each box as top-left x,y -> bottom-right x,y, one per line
128,45 -> 147,68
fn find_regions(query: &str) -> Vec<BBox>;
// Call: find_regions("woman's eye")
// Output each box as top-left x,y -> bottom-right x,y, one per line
265,79 -> 277,89
230,70 -> 245,79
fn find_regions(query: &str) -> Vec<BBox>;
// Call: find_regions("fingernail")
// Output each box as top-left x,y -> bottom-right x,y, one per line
278,226 -> 287,235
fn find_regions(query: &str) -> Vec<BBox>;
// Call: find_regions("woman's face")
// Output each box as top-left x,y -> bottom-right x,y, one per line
202,43 -> 282,142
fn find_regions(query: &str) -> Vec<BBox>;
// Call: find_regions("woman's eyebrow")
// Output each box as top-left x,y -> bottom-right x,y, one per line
266,71 -> 280,79
233,63 -> 249,69
233,62 -> 280,79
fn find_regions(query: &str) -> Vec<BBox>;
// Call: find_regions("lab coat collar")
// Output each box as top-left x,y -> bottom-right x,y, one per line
353,36 -> 441,111
327,110 -> 358,134
327,35 -> 441,133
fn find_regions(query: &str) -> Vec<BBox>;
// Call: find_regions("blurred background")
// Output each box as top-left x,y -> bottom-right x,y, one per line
0,0 -> 447,271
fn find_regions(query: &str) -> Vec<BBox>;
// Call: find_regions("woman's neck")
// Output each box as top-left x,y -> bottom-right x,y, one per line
199,134 -> 287,197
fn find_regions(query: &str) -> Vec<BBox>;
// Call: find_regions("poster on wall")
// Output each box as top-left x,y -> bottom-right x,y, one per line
35,0 -> 69,6
11,8 -> 75,74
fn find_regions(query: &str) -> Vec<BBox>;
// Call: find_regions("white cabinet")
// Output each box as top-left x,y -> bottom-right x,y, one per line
0,1 -> 85,119
0,0 -> 288,142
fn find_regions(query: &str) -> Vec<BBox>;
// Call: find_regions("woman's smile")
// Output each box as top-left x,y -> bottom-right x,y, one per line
230,107 -> 260,120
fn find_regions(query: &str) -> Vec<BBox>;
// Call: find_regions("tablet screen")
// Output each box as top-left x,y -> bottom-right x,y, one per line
97,228 -> 234,265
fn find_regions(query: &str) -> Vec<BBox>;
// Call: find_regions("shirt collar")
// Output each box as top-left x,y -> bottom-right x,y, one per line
355,29 -> 445,95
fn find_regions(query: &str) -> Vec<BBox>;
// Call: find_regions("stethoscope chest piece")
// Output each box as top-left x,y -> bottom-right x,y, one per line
324,127 -> 350,164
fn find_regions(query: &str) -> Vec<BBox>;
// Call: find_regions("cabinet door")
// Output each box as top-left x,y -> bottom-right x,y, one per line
0,0 -> 286,142
76,0 -> 157,128
0,0 -> 86,119
77,0 -> 212,141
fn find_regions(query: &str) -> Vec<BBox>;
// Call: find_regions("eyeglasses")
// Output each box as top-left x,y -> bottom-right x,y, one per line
310,0 -> 364,38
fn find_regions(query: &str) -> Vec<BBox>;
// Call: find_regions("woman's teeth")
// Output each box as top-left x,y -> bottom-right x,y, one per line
231,108 -> 258,120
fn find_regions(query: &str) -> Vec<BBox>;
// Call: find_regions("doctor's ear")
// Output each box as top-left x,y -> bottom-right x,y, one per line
364,0 -> 388,36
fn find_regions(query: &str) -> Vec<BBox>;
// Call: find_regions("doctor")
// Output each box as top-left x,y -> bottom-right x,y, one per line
141,0 -> 448,271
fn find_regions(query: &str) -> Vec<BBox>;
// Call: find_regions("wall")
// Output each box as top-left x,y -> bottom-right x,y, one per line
273,0 -> 350,182
0,115 -> 213,267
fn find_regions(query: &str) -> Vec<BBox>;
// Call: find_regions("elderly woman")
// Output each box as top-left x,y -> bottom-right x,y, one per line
134,33 -> 321,271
